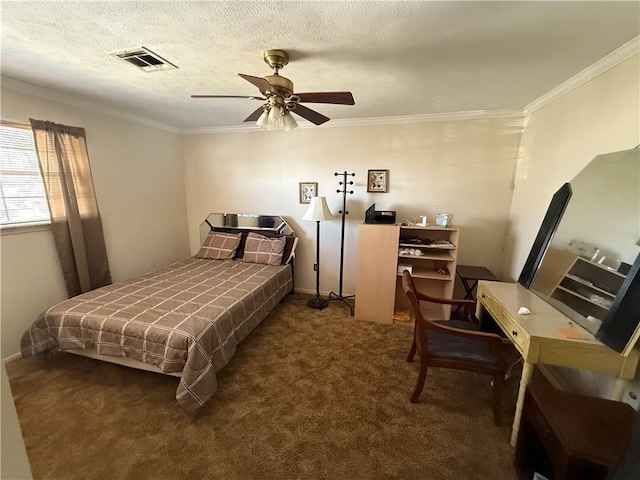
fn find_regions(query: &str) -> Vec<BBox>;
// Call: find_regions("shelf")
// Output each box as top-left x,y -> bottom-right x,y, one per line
554,286 -> 611,310
563,275 -> 616,299
399,225 -> 458,232
398,251 -> 455,261
565,273 -> 593,286
399,243 -> 455,250
576,257 -> 627,279
544,248 -> 625,324
398,266 -> 452,281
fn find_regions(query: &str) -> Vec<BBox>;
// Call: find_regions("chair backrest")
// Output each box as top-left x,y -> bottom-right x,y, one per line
401,271 -> 421,318
401,271 -> 429,347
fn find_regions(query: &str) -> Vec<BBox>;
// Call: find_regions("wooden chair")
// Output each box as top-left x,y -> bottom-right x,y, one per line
401,270 -> 508,426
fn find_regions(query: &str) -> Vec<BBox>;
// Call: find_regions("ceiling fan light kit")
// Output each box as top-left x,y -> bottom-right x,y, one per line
256,109 -> 270,129
191,49 -> 354,130
268,105 -> 283,127
283,112 -> 298,131
254,95 -> 299,131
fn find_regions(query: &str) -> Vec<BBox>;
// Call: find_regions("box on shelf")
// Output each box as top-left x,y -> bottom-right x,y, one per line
435,213 -> 453,228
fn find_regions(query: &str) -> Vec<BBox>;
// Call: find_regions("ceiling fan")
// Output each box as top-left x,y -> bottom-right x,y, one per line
191,50 -> 355,130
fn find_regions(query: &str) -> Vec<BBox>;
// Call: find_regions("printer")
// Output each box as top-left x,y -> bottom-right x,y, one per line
365,203 -> 396,224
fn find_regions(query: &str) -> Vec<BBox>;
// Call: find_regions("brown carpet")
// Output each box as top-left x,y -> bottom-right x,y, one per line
7,293 -> 529,480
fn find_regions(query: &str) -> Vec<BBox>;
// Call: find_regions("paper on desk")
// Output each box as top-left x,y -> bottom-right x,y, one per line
556,327 -> 588,340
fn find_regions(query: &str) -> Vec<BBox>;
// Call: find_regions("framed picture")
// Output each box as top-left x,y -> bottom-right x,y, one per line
299,182 -> 317,204
367,169 -> 389,193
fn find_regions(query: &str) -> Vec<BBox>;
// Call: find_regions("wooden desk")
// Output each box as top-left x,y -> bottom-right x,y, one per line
476,281 -> 640,447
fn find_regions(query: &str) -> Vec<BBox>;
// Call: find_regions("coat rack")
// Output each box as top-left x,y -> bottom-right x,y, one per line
325,171 -> 355,315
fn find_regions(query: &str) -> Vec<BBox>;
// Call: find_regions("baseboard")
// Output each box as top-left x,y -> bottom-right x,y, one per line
293,288 -> 355,297
293,288 -> 316,295
2,352 -> 22,364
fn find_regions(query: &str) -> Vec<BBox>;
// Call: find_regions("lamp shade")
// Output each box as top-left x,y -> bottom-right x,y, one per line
302,196 -> 334,222
283,111 -> 298,131
268,105 -> 283,129
256,109 -> 269,129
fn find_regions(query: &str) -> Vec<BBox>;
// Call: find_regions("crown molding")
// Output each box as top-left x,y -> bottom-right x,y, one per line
180,108 -> 524,135
1,76 -> 180,134
5,30 -> 635,136
7,74 -> 499,136
320,108 -> 524,128
525,35 -> 640,115
181,123 -> 268,135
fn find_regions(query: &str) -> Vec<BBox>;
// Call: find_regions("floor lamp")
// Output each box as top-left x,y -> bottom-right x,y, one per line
302,196 -> 334,309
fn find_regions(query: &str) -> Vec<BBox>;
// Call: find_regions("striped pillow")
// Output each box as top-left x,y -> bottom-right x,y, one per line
242,232 -> 286,266
196,232 -> 242,260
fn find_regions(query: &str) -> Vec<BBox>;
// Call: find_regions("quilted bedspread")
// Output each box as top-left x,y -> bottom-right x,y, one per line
21,257 -> 293,412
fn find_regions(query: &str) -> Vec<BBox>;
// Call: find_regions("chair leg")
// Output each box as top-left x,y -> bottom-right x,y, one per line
491,370 -> 505,426
406,336 -> 417,362
407,322 -> 418,362
410,362 -> 428,403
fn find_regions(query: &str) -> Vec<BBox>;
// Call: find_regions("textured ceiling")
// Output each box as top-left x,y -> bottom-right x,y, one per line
1,1 -> 639,130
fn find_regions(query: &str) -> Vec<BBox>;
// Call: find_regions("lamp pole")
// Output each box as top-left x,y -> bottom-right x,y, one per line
302,196 -> 333,309
308,219 -> 327,309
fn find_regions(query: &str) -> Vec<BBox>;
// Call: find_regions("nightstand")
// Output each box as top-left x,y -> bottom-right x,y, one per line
514,384 -> 635,480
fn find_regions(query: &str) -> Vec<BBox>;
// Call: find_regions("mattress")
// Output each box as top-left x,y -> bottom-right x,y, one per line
21,257 -> 293,412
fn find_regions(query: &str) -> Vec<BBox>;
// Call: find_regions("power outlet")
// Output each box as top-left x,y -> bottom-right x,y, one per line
313,263 -> 317,271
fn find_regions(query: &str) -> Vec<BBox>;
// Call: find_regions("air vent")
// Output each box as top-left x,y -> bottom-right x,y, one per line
110,47 -> 178,72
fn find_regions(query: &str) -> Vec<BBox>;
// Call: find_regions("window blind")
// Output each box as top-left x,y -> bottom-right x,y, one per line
0,123 -> 51,226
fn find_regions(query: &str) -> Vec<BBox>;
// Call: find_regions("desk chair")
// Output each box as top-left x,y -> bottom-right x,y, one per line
402,271 -> 508,426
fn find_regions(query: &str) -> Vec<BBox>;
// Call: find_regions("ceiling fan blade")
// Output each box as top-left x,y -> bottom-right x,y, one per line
238,74 -> 273,94
291,104 -> 330,125
295,92 -> 355,105
191,95 -> 265,100
244,107 -> 265,122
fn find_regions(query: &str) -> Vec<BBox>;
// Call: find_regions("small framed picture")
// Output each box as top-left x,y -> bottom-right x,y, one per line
299,182 -> 317,204
367,169 -> 389,193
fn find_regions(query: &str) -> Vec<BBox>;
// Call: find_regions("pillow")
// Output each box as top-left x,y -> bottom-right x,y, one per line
235,232 -> 297,265
196,231 -> 242,260
242,232 -> 286,266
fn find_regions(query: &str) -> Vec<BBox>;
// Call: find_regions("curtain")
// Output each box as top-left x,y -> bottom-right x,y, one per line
29,119 -> 111,297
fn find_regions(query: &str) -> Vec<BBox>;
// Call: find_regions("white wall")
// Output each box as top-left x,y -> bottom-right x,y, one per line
0,82 -> 190,359
504,54 -> 640,406
505,55 -> 639,281
182,116 -> 523,297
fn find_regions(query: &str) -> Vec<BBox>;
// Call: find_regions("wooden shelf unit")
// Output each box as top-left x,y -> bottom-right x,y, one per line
355,223 -> 460,324
536,247 -> 626,325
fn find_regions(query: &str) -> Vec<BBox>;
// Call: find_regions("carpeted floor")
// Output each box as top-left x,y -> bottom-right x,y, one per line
7,293 -> 531,480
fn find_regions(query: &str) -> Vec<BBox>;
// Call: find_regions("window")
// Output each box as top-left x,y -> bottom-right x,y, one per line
0,122 -> 50,227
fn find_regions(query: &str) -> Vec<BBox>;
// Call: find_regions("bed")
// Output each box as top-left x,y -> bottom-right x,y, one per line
20,214 -> 297,413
